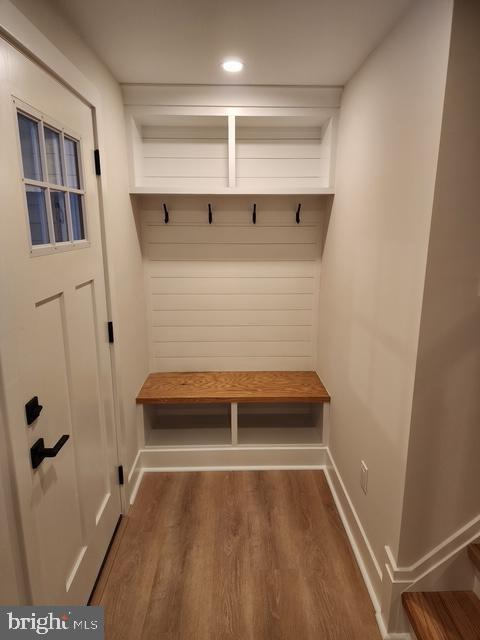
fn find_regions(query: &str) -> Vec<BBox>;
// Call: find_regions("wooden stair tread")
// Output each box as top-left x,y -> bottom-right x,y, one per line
136,371 -> 330,404
468,544 -> 480,573
402,591 -> 480,640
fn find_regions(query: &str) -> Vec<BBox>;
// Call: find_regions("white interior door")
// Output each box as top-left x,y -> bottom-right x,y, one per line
0,38 -> 121,604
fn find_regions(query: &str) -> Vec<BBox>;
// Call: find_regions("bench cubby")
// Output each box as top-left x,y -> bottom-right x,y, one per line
144,403 -> 232,447
236,402 -> 323,446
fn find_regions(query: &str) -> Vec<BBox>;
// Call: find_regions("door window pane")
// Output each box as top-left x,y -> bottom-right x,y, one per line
17,108 -> 87,252
25,186 -> 49,245
69,193 -> 86,240
50,191 -> 69,242
18,113 -> 43,181
64,137 -> 80,188
44,127 -> 63,185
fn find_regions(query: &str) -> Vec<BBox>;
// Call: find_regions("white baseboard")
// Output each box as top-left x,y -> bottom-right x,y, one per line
129,467 -> 145,505
126,449 -> 143,505
375,607 -> 413,640
381,514 -> 480,633
385,514 -> 480,584
378,624 -> 412,640
322,450 -> 404,639
128,444 -> 327,505
324,449 -> 383,588
139,444 -> 327,471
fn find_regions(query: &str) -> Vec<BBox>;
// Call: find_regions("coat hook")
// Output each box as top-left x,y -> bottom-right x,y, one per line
163,203 -> 169,224
252,203 -> 257,225
296,203 -> 301,224
208,203 -> 213,225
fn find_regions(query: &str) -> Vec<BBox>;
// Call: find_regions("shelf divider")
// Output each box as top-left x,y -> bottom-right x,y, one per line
228,115 -> 236,188
231,402 -> 238,445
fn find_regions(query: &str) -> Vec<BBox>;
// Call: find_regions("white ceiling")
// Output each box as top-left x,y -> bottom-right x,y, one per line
51,0 -> 413,86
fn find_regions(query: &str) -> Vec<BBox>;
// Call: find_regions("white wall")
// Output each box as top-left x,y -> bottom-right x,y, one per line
9,0 -> 150,495
317,0 -> 453,583
398,0 -> 480,566
136,195 -> 327,372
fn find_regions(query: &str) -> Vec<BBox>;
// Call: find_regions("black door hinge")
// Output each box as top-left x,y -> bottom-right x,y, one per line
94,149 -> 101,176
107,321 -> 114,343
118,465 -> 124,485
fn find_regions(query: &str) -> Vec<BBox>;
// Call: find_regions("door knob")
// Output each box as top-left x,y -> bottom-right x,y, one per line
30,435 -> 70,469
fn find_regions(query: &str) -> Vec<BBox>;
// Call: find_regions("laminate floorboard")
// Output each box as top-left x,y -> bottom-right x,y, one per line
92,471 -> 381,640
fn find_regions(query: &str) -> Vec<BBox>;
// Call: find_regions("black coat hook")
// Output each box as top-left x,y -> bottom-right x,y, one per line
252,203 -> 257,225
208,203 -> 213,225
163,203 -> 169,224
296,203 -> 301,224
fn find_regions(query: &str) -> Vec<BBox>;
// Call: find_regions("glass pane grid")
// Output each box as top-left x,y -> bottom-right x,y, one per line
70,193 -> 86,241
18,113 -> 43,181
17,109 -> 87,251
21,180 -> 84,195
44,126 -> 64,186
50,191 -> 69,242
64,136 -> 81,189
25,185 -> 50,246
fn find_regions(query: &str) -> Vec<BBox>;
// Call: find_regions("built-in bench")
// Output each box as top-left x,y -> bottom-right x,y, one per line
136,371 -> 330,448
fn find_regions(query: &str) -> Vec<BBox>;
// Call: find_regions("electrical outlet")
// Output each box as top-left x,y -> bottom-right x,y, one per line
360,461 -> 368,494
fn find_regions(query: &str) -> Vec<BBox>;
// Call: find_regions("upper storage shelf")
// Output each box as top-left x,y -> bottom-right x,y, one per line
132,114 -> 229,192
125,107 -> 338,195
235,115 -> 334,192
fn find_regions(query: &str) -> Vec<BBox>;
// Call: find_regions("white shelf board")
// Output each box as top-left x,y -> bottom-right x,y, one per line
238,426 -> 323,446
235,114 -> 330,129
130,186 -> 335,196
146,427 -> 232,447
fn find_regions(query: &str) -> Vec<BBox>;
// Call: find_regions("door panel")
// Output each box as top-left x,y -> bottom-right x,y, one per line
0,37 -> 121,604
68,280 -> 111,533
28,293 -> 85,602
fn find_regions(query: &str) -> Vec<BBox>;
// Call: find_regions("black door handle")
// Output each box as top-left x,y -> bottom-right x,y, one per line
30,434 -> 70,469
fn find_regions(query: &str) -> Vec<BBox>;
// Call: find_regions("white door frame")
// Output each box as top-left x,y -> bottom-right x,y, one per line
0,377 -> 28,603
0,0 -> 127,601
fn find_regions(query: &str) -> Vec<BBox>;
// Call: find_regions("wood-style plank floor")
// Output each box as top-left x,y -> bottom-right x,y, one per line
91,471 -> 381,640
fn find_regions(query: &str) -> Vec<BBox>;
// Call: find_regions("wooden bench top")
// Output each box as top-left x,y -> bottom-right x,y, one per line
136,371 -> 330,405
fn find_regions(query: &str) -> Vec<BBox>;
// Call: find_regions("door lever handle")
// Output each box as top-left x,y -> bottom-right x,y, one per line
30,434 -> 70,469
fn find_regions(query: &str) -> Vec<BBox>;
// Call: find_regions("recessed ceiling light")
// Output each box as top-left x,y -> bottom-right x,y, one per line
222,59 -> 244,73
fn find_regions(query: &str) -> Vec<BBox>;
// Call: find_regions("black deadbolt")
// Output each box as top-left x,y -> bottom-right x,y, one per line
25,396 -> 43,426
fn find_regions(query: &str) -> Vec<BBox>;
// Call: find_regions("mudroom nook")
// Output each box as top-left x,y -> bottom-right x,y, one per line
1,1 -> 479,639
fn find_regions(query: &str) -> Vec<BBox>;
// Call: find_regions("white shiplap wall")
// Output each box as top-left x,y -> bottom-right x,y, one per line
235,122 -> 332,190
142,123 -> 228,190
137,195 -> 327,372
